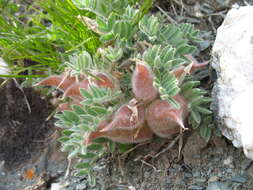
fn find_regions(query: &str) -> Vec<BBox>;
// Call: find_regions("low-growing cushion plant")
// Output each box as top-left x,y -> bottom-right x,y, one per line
34,0 -> 213,185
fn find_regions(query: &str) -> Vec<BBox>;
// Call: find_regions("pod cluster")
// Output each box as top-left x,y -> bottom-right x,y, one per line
38,61 -> 206,144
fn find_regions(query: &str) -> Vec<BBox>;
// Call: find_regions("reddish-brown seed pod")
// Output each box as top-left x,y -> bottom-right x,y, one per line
132,61 -> 158,104
146,95 -> 188,138
35,74 -> 76,91
63,79 -> 90,101
63,72 -> 119,101
100,101 -> 146,132
172,55 -> 209,79
85,120 -> 153,145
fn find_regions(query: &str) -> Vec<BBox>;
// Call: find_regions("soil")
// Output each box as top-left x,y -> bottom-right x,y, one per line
39,133 -> 253,190
0,80 -> 55,170
91,134 -> 253,190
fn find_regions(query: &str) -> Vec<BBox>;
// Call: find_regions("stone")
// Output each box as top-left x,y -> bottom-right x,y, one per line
211,6 -> 253,159
128,186 -> 136,190
51,183 -> 62,190
206,182 -> 231,190
76,183 -> 87,190
223,156 -> 234,168
208,176 -> 219,183
51,181 -> 69,190
229,175 -> 247,184
188,185 -> 204,190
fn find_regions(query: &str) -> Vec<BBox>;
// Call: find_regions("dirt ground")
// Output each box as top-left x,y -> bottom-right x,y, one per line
0,80 -> 55,170
0,80 -> 57,190
1,0 -> 253,190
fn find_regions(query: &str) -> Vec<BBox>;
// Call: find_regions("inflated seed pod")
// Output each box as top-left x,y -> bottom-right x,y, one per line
146,95 -> 188,138
63,79 -> 89,101
36,74 -> 76,91
132,61 -> 158,104
85,120 -> 153,144
100,100 -> 146,132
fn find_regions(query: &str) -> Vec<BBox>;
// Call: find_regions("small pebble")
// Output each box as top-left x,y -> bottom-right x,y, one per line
51,183 -> 62,190
76,183 -> 87,190
0,172 -> 5,176
208,176 -> 219,183
223,156 -> 233,167
206,182 -> 231,190
128,186 -> 136,190
195,177 -> 206,183
188,185 -> 204,190
229,175 -> 247,183
226,168 -> 233,174
185,172 -> 193,178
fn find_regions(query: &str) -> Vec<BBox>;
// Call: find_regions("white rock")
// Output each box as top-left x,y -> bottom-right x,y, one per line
0,58 -> 10,76
50,183 -> 62,190
50,181 -> 69,190
212,6 -> 253,159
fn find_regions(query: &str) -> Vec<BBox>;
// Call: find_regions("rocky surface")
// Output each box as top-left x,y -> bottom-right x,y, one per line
2,132 -> 253,190
212,6 -> 253,159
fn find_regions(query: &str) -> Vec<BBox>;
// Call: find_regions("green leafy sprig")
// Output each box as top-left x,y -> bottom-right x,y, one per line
56,85 -> 121,184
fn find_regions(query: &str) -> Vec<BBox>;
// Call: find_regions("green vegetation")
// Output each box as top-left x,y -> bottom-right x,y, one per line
0,0 -> 99,78
0,0 -> 213,185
